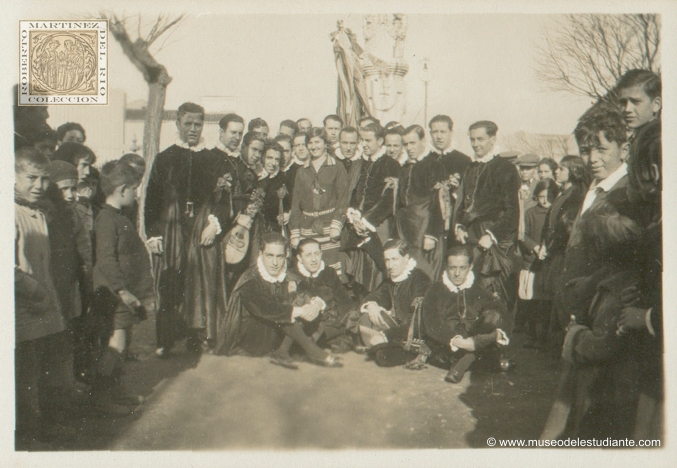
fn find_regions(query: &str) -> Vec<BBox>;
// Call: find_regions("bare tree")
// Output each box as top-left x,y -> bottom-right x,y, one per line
535,14 -> 660,100
103,13 -> 184,237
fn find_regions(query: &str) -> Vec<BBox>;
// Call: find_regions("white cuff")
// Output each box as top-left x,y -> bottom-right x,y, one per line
450,335 -> 464,352
645,308 -> 656,337
146,236 -> 163,245
330,219 -> 343,231
496,328 -> 510,346
484,230 -> 498,245
424,235 -> 437,244
207,214 -> 222,235
455,224 -> 466,235
312,297 -> 327,311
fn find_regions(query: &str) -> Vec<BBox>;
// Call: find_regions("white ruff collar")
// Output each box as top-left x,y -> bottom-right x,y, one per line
257,255 -> 287,283
335,146 -> 363,162
473,145 -> 500,164
175,137 -> 207,152
297,260 -> 325,278
214,141 -> 240,158
442,270 -> 475,293
409,147 -> 431,163
432,140 -> 457,155
363,145 -> 386,162
391,258 -> 417,283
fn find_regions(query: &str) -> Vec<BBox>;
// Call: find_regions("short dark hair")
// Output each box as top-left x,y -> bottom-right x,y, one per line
296,118 -> 311,126
120,153 -> 146,176
385,126 -> 404,137
177,102 -> 205,121
339,126 -> 358,139
53,142 -> 96,165
469,121 -> 498,137
538,157 -> 558,174
323,114 -> 343,126
383,239 -> 409,257
359,122 -> 385,141
248,117 -> 269,132
274,134 -> 292,146
615,69 -> 661,100
305,127 -> 330,147
297,237 -> 321,254
358,116 -> 379,128
429,115 -> 453,131
16,146 -> 50,173
56,122 -> 86,142
403,125 -> 425,140
574,102 -> 627,150
446,245 -> 473,264
559,155 -> 592,195
219,113 -> 244,131
264,141 -> 285,158
99,159 -> 141,196
280,119 -> 299,133
241,131 -> 266,150
532,179 -> 559,203
260,232 -> 288,253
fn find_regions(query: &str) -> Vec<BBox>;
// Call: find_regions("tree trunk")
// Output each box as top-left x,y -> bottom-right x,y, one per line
137,69 -> 171,240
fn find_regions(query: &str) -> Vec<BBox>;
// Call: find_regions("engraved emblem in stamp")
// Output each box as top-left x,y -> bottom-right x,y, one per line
19,20 -> 108,105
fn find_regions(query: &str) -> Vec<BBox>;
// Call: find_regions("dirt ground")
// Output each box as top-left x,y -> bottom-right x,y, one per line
37,308 -> 563,450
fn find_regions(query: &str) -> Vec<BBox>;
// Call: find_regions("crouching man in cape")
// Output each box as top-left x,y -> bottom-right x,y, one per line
422,245 -> 511,383
215,232 -> 342,368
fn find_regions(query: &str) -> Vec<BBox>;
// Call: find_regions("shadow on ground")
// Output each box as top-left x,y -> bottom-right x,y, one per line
47,309 -> 201,451
460,332 -> 563,447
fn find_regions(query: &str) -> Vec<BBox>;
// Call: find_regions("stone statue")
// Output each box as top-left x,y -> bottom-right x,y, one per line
361,14 -> 409,125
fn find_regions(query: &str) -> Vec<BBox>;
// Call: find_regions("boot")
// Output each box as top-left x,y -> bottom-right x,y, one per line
445,353 -> 476,383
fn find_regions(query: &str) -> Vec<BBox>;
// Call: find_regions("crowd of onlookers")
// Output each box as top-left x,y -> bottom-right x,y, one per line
13,68 -> 662,449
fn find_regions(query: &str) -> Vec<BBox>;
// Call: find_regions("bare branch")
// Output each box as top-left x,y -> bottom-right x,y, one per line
534,14 -> 661,99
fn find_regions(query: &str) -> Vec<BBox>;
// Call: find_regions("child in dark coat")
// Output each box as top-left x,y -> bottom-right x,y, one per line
519,179 -> 558,349
91,160 -> 155,414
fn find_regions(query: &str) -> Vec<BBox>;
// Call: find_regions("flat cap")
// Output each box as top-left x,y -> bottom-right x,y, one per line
515,153 -> 540,166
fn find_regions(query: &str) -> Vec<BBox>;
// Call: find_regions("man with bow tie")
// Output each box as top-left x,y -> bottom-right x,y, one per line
451,120 -> 520,304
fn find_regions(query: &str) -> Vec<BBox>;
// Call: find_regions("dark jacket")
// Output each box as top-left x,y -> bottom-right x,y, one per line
351,153 -> 401,228
453,155 -> 521,243
94,204 -> 154,302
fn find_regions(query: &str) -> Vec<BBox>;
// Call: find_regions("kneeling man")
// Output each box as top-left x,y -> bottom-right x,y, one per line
350,240 -> 431,349
422,246 -> 510,383
215,232 -> 342,368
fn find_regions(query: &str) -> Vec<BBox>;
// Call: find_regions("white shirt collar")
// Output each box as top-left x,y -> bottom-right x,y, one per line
363,146 -> 386,162
442,270 -> 475,293
258,169 -> 280,180
391,258 -> 417,283
397,151 -> 409,166
591,162 -> 628,193
297,261 -> 325,278
175,137 -> 207,152
257,255 -> 287,283
473,144 -> 501,163
214,141 -> 240,158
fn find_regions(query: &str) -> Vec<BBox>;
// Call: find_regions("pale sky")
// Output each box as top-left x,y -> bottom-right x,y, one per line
99,13 -> 594,155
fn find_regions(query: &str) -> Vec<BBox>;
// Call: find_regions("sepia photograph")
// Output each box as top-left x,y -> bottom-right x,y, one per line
2,0 -> 676,466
